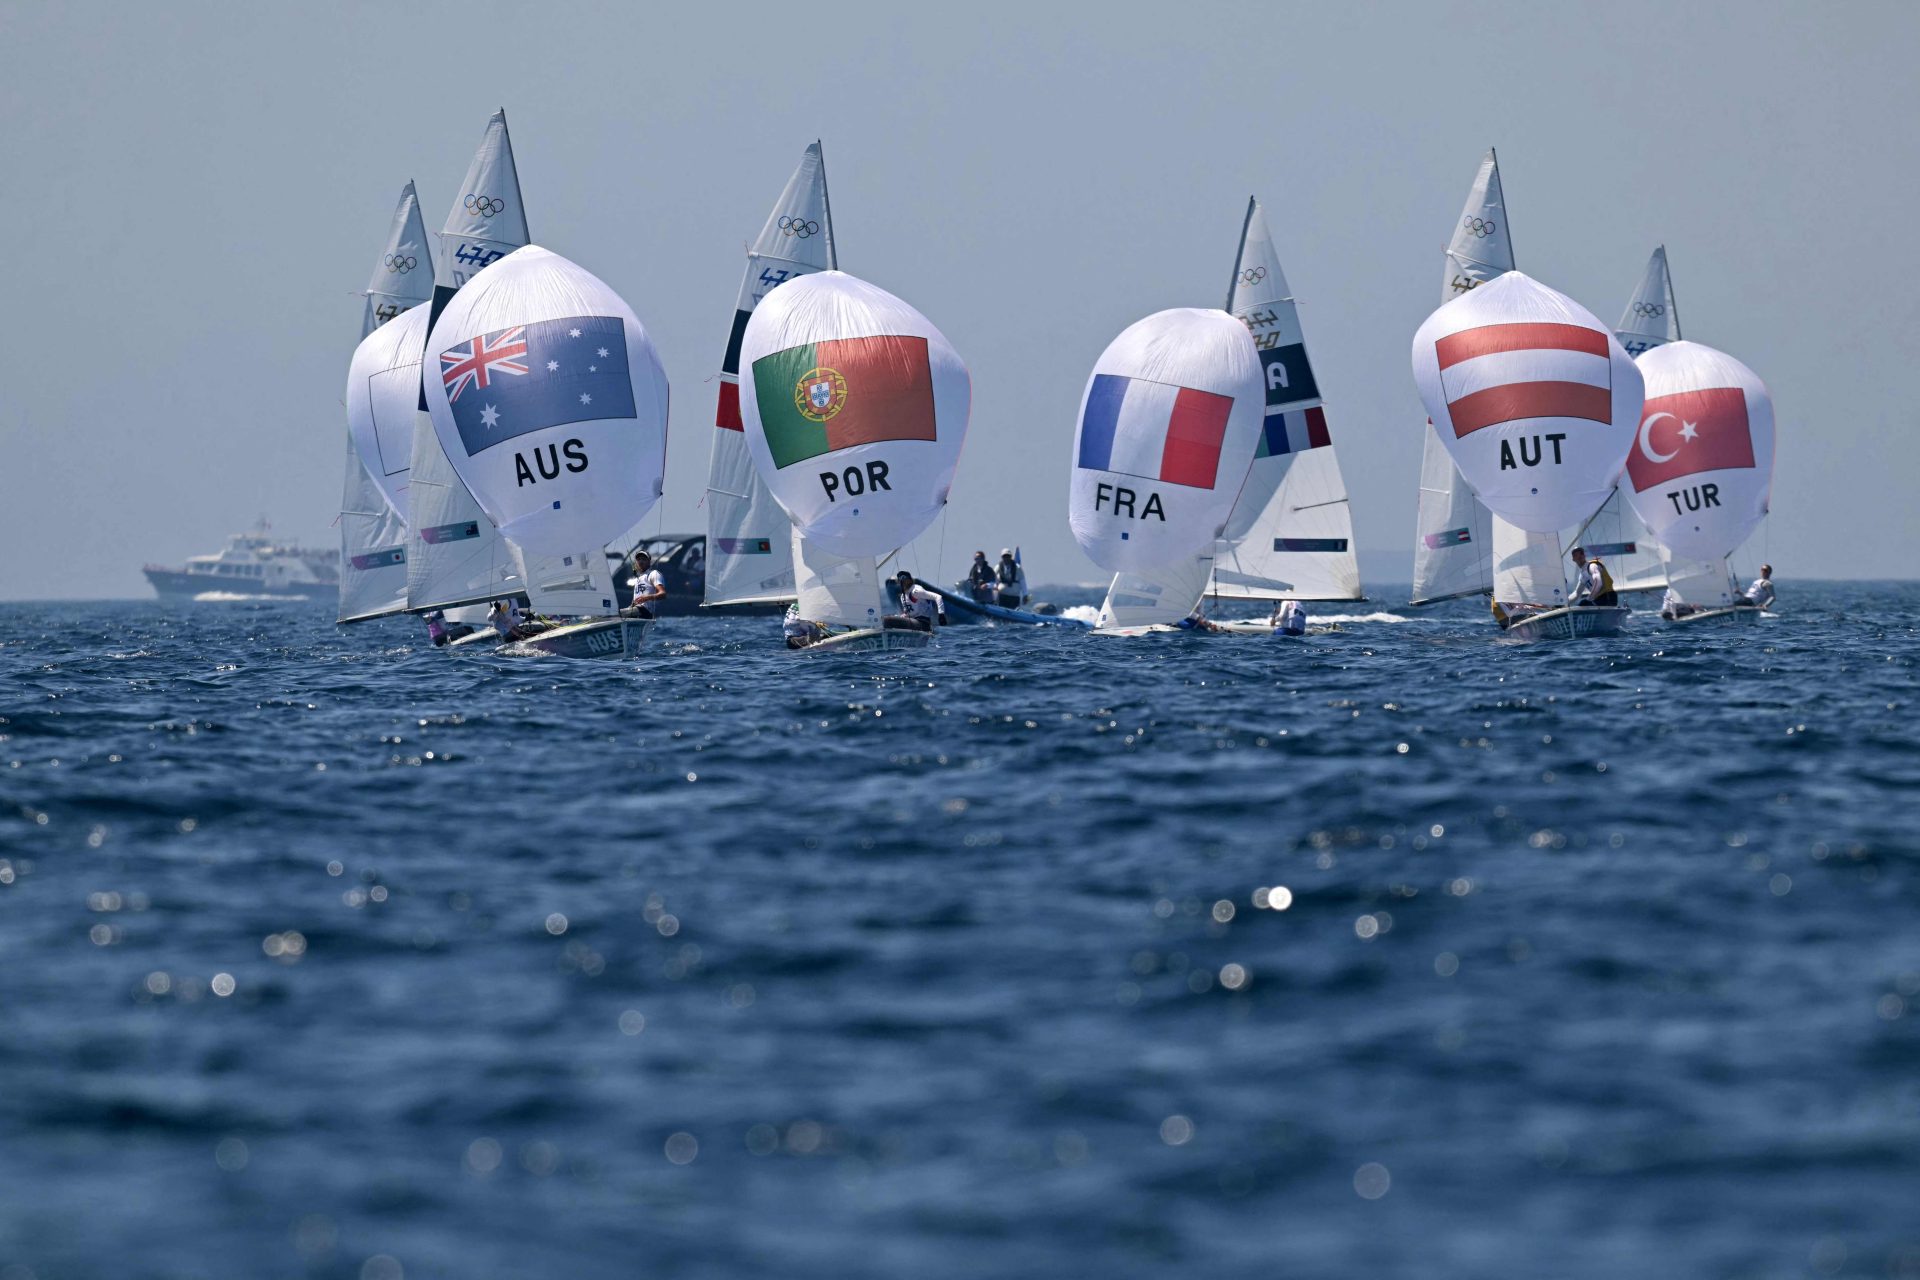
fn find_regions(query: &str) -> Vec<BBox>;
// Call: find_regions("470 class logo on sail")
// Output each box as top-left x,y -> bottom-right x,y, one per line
794,366 -> 848,423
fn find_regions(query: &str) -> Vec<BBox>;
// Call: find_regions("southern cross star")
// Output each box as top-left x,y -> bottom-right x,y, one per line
546,360 -> 559,372
579,393 -> 592,405
597,347 -> 609,358
568,328 -> 582,338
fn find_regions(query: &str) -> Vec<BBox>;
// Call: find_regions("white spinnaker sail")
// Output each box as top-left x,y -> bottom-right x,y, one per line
1491,519 -> 1566,608
1210,197 -> 1361,601
514,545 -> 617,616
1098,552 -> 1215,628
422,245 -> 670,556
705,142 -> 837,607
1622,341 -> 1774,563
738,271 -> 969,560
439,109 -> 530,289
1411,271 -> 1643,534
791,525 -> 882,628
1412,150 -> 1513,604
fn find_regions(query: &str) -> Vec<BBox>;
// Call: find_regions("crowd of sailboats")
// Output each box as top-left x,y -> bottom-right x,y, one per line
335,114 -> 1776,658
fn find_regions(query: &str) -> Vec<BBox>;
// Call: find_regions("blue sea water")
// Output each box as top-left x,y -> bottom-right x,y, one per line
1,584 -> 1917,1280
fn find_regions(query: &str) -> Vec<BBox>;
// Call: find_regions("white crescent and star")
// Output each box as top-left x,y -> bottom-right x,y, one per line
1638,412 -> 1680,463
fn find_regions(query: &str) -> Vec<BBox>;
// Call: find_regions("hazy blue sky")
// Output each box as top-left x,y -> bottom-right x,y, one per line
2,0 -> 1914,599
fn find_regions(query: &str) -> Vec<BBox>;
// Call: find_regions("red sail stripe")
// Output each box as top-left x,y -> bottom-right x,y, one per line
1447,382 -> 1611,437
1435,322 -> 1608,371
715,379 -> 742,431
1304,406 -> 1331,449
1623,386 -> 1753,489
1158,387 -> 1233,487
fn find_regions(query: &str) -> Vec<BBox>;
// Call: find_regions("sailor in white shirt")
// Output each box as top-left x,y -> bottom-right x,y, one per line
1270,599 -> 1307,636
1742,564 -> 1775,609
890,571 -> 940,631
624,550 -> 667,618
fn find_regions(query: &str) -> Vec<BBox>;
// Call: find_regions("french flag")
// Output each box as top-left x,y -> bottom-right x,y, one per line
1436,322 -> 1612,439
1078,374 -> 1233,489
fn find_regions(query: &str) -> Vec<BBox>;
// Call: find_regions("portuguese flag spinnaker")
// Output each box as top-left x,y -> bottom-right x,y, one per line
751,335 -> 938,468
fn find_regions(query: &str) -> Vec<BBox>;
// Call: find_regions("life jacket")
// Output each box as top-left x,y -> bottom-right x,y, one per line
1589,559 -> 1614,599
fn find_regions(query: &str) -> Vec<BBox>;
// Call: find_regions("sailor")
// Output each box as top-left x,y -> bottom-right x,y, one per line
995,549 -> 1027,609
782,610 -> 824,650
425,610 -> 452,647
1567,546 -> 1618,607
1174,606 -> 1223,634
967,551 -> 997,603
1659,587 -> 1704,621
889,570 -> 938,632
624,550 -> 667,619
1492,598 -> 1549,630
1271,599 -> 1308,636
1740,564 -> 1775,609
487,600 -> 516,637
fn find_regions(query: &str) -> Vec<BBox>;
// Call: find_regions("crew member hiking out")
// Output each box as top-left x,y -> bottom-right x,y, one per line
1568,546 -> 1617,607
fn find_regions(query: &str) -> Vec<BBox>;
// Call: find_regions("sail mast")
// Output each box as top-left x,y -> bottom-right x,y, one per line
817,140 -> 839,271
1225,196 -> 1255,311
1663,245 -> 1682,341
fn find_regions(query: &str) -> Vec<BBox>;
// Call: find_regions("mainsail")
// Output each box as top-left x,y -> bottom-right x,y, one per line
337,182 -> 431,623
405,111 -> 541,614
1411,150 -> 1511,604
1207,198 -> 1361,602
704,142 -> 838,608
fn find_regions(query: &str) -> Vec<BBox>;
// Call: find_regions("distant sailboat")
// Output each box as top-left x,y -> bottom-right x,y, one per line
1410,272 -> 1646,641
703,142 -> 837,614
736,271 -> 972,653
1207,197 -> 1362,604
337,182 -> 431,624
1411,150 -> 1511,605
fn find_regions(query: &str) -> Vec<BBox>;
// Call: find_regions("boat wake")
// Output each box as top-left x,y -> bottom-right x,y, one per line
1061,605 -> 1103,626
192,591 -> 283,603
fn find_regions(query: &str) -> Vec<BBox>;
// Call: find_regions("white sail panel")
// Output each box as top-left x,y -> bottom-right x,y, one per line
1098,552 -> 1215,628
516,545 -> 616,616
1615,246 -> 1680,358
423,246 -> 670,557
1622,341 -> 1773,562
1412,425 -> 1494,602
1443,149 -> 1516,299
1492,519 -> 1566,607
1663,552 -> 1735,607
1411,272 -> 1644,534
1070,309 -> 1263,573
738,271 -> 970,560
1211,198 -> 1360,601
336,444 -> 408,623
706,143 -> 838,606
791,526 -> 883,628
439,109 -> 531,288
346,303 -> 433,520
364,181 -> 435,338
405,407 -> 518,612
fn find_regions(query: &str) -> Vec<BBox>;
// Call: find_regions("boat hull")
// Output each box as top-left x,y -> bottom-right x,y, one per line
1666,605 -> 1763,627
800,627 -> 931,654
503,618 -> 651,659
143,567 -> 333,603
1501,605 -> 1630,642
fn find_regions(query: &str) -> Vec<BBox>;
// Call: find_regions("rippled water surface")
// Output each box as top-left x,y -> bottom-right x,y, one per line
2,585 -> 1917,1280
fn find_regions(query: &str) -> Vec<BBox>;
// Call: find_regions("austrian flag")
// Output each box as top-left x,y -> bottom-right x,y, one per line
1434,322 -> 1613,438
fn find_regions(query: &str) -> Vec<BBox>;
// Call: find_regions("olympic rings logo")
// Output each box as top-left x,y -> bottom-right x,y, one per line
1240,267 -> 1266,285
1463,216 -> 1497,238
464,194 -> 506,218
778,216 -> 820,238
1633,302 -> 1666,317
384,254 -> 417,273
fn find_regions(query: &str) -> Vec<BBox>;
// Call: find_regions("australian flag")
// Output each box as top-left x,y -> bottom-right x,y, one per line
440,315 -> 635,456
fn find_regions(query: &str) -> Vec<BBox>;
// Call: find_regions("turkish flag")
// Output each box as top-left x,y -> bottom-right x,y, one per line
1625,386 -> 1755,490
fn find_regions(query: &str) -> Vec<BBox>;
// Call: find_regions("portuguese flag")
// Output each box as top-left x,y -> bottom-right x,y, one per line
752,335 -> 938,468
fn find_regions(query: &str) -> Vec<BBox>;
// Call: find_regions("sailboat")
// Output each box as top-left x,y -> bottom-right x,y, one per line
1566,246 -> 1686,596
1071,309 -> 1266,635
1410,272 -> 1645,641
736,271 -> 972,653
702,142 -> 836,615
422,246 -> 669,658
337,183 -> 431,624
1410,151 -> 1510,606
393,109 -> 616,643
1619,340 -> 1775,626
1207,196 -> 1363,609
